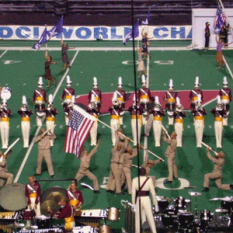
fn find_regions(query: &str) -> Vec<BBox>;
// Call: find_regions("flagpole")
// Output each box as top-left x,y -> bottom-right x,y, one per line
97,118 -> 164,161
45,24 -> 48,50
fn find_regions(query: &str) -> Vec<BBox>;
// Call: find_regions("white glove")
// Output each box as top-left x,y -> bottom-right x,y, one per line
154,205 -> 159,213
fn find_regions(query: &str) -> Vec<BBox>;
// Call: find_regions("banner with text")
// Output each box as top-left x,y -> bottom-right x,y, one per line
0,25 -> 192,40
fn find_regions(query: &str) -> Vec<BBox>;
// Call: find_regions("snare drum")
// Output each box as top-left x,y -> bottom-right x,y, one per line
1,87 -> 12,100
99,225 -> 111,233
106,207 -> 120,221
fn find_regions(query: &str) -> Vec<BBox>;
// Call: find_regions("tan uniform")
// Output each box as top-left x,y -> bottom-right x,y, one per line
164,136 -> 177,182
34,133 -> 56,176
106,134 -> 128,193
0,155 -> 13,187
204,152 -> 230,190
75,145 -> 99,191
120,149 -> 137,194
142,151 -> 160,188
132,176 -> 158,233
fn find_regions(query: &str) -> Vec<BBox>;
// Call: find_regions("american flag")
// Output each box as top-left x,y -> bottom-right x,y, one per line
214,6 -> 226,34
65,105 -> 95,157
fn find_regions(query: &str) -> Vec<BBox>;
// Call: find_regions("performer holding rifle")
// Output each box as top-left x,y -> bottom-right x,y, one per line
34,128 -> 56,177
202,147 -> 233,192
0,149 -> 13,187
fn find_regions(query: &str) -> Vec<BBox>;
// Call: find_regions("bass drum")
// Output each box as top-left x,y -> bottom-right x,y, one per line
0,183 -> 27,211
1,87 -> 12,100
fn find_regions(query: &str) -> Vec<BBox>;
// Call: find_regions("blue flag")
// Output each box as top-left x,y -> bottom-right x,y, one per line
123,20 -> 139,46
142,8 -> 150,25
32,28 -> 48,50
47,16 -> 63,39
214,6 -> 226,33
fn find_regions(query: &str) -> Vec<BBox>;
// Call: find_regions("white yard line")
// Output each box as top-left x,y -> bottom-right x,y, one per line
143,54 -> 150,159
0,50 -> 7,58
14,50 -> 79,183
223,55 -> 233,79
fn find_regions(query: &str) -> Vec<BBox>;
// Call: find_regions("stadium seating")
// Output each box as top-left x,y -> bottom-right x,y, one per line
0,0 -> 232,25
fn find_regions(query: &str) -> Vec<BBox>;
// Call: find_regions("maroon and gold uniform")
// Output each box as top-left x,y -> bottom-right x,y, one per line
189,89 -> 204,112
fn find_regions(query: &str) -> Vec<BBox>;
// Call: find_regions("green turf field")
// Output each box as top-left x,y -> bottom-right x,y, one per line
0,41 -> 233,232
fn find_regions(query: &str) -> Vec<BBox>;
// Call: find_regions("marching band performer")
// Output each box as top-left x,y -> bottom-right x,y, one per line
48,197 -> 75,232
33,77 -> 47,126
87,94 -> 100,146
64,95 -> 75,126
192,94 -> 207,148
211,96 -> 225,148
25,176 -> 41,217
174,97 -> 186,147
164,79 -> 178,125
128,94 -> 144,146
115,77 -> 126,125
61,75 -> 75,111
0,150 -> 13,187
0,99 -> 12,149
66,182 -> 84,211
88,77 -> 102,111
17,96 -> 33,148
189,77 -> 204,112
45,94 -> 58,146
132,167 -> 158,233
109,93 -> 123,146
138,75 -> 151,125
150,96 -> 165,147
219,76 -> 232,126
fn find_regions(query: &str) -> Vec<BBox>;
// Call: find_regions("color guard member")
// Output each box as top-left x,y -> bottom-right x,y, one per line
192,94 -> 207,148
75,139 -> 101,192
88,77 -> 102,111
45,94 -> 58,146
204,22 -> 210,50
18,96 -> 33,148
33,77 -> 47,126
211,96 -> 225,148
189,77 -> 204,112
0,99 -> 12,149
0,150 -> 13,187
202,147 -> 233,192
164,79 -> 178,125
25,176 -> 41,217
174,97 -> 186,147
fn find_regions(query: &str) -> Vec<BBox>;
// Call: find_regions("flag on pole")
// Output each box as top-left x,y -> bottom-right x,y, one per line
47,16 -> 64,39
65,105 -> 95,157
142,8 -> 151,25
32,28 -> 48,50
123,20 -> 140,45
214,5 -> 226,33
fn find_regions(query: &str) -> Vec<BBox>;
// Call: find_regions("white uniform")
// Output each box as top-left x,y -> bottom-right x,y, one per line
0,109 -> 11,149
90,121 -> 98,146
21,119 -> 30,148
132,176 -> 157,233
109,108 -> 121,146
174,111 -> 186,147
152,111 -> 163,147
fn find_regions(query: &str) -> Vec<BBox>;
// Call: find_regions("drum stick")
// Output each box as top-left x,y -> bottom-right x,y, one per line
97,119 -> 164,161
200,141 -> 218,155
42,124 -> 57,137
4,138 -> 20,155
161,124 -> 171,140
